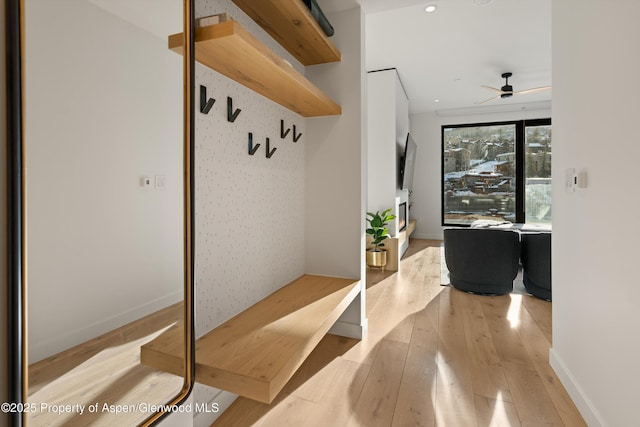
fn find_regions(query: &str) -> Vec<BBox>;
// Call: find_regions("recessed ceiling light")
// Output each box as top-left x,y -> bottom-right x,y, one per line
434,99 -> 440,103
425,4 -> 438,13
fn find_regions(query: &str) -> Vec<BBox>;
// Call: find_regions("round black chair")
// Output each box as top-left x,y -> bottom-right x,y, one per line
444,228 -> 520,296
520,232 -> 552,301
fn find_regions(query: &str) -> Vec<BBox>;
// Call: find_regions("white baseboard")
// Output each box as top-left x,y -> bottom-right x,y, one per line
329,318 -> 368,339
549,347 -> 606,427
29,290 -> 183,363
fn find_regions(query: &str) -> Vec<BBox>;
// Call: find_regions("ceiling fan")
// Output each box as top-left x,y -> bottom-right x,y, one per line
478,72 -> 551,104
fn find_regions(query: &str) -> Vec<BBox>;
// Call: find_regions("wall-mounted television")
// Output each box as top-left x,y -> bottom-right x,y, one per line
399,133 -> 417,190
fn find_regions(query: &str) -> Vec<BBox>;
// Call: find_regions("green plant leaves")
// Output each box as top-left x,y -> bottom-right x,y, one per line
366,208 -> 396,250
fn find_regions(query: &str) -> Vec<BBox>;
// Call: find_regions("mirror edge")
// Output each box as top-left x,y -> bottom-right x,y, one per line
6,0 -> 197,424
139,0 -> 197,424
6,0 -> 27,425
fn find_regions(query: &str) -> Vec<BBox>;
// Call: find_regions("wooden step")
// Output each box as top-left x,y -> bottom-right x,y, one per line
141,275 -> 360,403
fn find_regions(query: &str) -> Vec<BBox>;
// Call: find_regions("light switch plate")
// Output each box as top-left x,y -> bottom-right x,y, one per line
141,175 -> 153,188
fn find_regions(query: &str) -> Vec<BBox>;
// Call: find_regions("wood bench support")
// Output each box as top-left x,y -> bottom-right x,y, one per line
141,275 -> 361,403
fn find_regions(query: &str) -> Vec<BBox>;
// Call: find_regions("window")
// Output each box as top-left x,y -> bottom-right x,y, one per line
441,119 -> 551,226
525,122 -> 552,224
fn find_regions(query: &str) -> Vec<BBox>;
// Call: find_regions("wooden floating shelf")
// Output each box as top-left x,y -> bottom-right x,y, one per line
168,21 -> 341,117
231,0 -> 340,66
141,275 -> 360,404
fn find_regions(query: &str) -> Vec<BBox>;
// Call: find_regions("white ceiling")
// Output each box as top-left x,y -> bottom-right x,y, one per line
322,0 -> 552,115
90,0 -> 551,116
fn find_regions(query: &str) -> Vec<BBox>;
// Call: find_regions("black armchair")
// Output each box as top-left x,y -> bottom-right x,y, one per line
444,228 -> 520,295
520,232 -> 552,300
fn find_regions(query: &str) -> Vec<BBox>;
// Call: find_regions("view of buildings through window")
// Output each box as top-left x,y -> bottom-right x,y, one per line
525,124 -> 552,224
442,120 -> 552,226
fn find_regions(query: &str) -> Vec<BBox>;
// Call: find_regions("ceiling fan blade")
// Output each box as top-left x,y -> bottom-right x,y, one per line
481,85 -> 505,94
476,95 -> 501,105
514,86 -> 552,95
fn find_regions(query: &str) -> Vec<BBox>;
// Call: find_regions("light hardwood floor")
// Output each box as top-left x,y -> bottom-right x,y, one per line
27,303 -> 184,426
212,239 -> 585,427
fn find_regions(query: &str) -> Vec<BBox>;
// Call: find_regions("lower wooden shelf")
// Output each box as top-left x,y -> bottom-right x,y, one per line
141,275 -> 360,404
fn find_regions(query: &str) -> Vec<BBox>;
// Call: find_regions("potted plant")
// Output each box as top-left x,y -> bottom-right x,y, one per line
366,208 -> 396,268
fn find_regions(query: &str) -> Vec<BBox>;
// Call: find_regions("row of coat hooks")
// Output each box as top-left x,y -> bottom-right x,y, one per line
198,84 -> 303,159
248,133 -> 277,158
200,85 -> 241,122
280,120 -> 302,142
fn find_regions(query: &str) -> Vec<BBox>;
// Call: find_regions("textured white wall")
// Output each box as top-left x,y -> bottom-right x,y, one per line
190,1 -> 307,422
193,67 -> 306,336
550,1 -> 640,425
25,0 -> 184,362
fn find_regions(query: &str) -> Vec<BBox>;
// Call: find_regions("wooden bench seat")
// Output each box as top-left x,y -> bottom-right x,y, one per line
141,274 -> 360,403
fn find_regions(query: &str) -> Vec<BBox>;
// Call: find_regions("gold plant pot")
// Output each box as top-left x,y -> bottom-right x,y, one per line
366,249 -> 387,268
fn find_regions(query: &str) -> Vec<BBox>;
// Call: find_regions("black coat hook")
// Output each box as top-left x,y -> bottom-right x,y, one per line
280,120 -> 291,139
266,137 -> 277,159
200,85 -> 215,114
248,132 -> 260,155
227,97 -> 242,122
293,125 -> 302,142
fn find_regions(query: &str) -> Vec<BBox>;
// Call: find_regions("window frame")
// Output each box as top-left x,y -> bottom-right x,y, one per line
441,118 -> 551,227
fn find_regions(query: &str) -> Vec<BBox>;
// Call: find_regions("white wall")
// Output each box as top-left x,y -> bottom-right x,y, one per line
367,68 -> 410,243
306,6 -> 367,338
409,106 -> 551,240
395,77 -> 409,149
25,0 -> 184,362
367,70 -> 397,225
550,1 -> 640,425
395,75 -> 409,254
306,7 -> 365,281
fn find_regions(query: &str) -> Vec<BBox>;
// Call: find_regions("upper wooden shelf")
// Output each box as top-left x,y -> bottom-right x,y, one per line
141,275 -> 360,403
168,21 -> 340,117
231,0 -> 341,66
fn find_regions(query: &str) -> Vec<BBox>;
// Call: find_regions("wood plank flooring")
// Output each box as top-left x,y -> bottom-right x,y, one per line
212,239 -> 585,427
27,303 -> 185,426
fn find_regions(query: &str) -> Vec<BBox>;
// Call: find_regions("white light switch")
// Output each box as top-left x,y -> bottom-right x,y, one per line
155,175 -> 166,189
141,175 -> 152,188
566,168 -> 577,193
